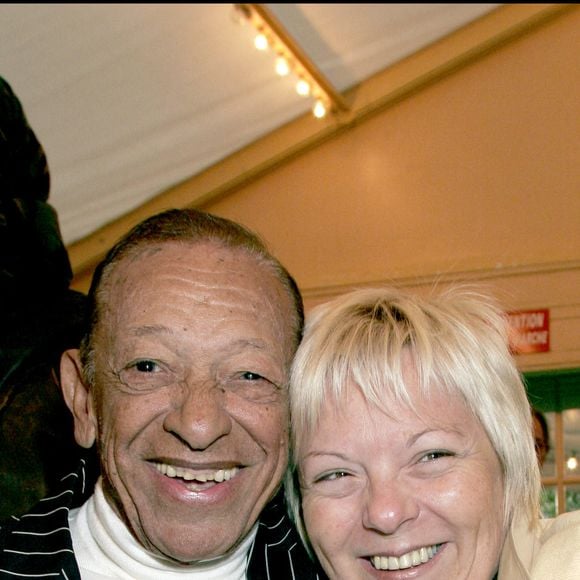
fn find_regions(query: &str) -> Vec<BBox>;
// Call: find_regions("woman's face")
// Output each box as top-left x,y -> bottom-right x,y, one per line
298,361 -> 506,580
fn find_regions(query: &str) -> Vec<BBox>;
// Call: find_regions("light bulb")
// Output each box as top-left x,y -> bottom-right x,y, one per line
313,99 -> 327,119
275,56 -> 290,76
567,456 -> 578,471
254,33 -> 269,51
296,79 -> 311,96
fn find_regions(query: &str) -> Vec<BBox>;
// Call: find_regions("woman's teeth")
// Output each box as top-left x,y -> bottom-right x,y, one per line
371,544 -> 440,570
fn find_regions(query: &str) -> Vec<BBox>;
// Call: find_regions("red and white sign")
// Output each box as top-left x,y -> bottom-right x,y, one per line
507,309 -> 550,354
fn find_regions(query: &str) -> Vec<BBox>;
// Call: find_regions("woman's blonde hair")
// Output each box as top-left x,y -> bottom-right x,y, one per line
286,286 -> 540,551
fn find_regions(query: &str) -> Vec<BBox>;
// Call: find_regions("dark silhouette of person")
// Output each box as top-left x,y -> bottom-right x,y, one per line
533,408 -> 551,467
0,76 -> 94,518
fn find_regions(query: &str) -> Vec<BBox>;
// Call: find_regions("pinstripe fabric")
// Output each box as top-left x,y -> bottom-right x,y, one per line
0,460 -> 324,579
246,491 -> 324,580
0,460 -> 90,579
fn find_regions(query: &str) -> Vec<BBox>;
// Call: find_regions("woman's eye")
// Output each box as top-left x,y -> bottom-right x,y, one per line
317,470 -> 350,482
420,450 -> 454,463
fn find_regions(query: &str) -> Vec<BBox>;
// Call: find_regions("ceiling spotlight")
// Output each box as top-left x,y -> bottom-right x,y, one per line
295,79 -> 311,96
312,99 -> 327,119
236,4 -> 348,120
254,32 -> 269,51
275,56 -> 290,76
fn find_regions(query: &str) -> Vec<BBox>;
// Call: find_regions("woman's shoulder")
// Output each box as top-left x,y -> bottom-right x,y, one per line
499,511 -> 580,580
540,511 -> 580,545
532,511 -> 580,579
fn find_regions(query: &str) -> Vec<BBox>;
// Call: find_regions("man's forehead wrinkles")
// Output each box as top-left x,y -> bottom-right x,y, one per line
131,270 -> 274,296
128,324 -> 174,337
123,325 -> 270,351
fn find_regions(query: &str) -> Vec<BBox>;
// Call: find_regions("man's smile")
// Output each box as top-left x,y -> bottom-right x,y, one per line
153,461 -> 240,484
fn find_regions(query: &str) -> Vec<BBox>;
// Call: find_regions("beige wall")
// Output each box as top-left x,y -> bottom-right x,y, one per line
199,7 -> 579,373
70,6 -> 579,374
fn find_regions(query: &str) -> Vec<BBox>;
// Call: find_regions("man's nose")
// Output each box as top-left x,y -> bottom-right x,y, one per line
163,382 -> 233,450
362,477 -> 419,534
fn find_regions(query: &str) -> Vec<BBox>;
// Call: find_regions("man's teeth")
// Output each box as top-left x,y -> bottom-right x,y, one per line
154,463 -> 239,483
371,545 -> 440,571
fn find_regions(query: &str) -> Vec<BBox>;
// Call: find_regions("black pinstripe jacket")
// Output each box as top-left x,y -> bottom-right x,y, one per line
0,459 -> 324,580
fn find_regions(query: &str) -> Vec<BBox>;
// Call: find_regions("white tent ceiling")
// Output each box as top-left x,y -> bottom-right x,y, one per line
0,3 -> 500,246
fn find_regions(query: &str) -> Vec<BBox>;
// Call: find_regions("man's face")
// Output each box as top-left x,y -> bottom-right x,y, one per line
82,241 -> 295,562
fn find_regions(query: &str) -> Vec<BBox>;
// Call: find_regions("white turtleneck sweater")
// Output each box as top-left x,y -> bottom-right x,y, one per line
69,479 -> 257,579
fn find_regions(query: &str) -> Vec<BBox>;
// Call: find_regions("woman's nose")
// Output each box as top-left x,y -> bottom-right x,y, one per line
362,478 -> 420,534
163,382 -> 233,450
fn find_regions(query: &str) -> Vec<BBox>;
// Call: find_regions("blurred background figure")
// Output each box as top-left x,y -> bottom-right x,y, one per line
533,408 -> 551,468
0,76 -> 91,518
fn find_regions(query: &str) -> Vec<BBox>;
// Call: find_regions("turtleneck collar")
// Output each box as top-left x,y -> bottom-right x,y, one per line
69,477 -> 257,579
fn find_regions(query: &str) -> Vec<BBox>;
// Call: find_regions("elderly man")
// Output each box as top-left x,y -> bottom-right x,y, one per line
0,209 -> 322,579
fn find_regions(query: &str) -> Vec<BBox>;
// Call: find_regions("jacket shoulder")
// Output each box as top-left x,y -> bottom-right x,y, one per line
247,488 -> 326,580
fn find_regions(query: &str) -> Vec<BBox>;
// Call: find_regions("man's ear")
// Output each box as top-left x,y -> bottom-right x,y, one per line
60,349 -> 97,449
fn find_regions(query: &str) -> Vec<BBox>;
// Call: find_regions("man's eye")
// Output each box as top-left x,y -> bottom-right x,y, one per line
241,371 -> 264,381
133,360 -> 160,373
227,370 -> 281,403
117,359 -> 173,392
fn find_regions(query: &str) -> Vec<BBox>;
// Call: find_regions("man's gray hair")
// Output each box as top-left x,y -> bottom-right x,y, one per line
80,208 -> 304,385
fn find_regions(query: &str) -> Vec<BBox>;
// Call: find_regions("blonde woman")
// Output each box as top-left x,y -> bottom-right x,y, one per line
287,287 -> 580,580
